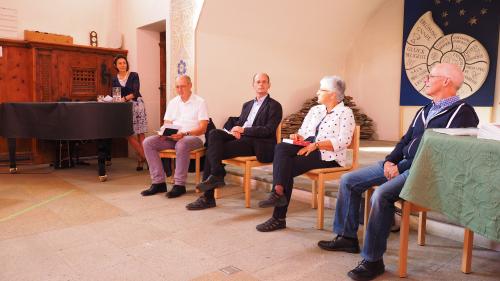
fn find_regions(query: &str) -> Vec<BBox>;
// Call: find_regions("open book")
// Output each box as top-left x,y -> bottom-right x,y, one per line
282,138 -> 311,146
157,124 -> 181,136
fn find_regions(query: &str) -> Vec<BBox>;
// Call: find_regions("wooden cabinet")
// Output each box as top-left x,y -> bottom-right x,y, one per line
0,38 -> 129,164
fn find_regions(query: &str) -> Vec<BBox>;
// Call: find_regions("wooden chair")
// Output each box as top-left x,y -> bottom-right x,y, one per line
159,147 -> 206,185
399,201 -> 473,277
365,189 -> 473,277
218,122 -> 282,208
304,125 -> 360,230
363,187 -> 427,246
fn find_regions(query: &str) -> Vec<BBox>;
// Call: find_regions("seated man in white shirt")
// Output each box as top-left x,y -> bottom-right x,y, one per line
140,75 -> 209,198
256,76 -> 355,232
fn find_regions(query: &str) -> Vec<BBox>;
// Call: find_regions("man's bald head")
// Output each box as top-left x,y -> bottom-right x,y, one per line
176,75 -> 192,85
175,75 -> 193,101
432,63 -> 464,90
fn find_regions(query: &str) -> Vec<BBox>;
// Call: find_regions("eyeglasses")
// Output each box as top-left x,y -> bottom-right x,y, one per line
424,74 -> 449,82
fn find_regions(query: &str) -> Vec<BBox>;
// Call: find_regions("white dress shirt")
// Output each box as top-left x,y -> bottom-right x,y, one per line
163,94 -> 209,143
298,102 -> 355,166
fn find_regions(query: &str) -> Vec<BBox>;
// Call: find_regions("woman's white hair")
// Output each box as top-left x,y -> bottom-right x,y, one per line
320,75 -> 346,102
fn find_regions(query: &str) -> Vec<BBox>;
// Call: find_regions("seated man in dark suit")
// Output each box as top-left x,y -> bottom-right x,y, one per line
186,73 -> 283,210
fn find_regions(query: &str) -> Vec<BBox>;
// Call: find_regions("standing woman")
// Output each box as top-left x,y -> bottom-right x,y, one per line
112,55 -> 148,171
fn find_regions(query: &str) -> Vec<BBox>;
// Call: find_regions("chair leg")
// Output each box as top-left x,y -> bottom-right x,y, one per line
399,200 -> 411,278
316,174 -> 325,230
417,211 -> 427,246
311,180 -> 317,209
461,228 -> 473,274
214,188 -> 221,199
169,158 -> 175,184
244,162 -> 251,208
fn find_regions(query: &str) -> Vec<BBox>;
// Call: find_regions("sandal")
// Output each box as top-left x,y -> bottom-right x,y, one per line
256,217 -> 286,232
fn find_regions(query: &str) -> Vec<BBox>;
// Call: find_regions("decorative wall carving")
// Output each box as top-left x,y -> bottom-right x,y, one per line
36,52 -> 52,101
168,0 -> 203,99
71,68 -> 97,95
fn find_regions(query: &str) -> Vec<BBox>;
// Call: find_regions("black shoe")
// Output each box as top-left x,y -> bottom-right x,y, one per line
347,259 -> 385,281
317,235 -> 360,253
196,175 -> 226,192
258,191 -> 288,208
256,217 -> 286,232
186,196 -> 216,210
166,185 -> 186,198
140,183 -> 167,196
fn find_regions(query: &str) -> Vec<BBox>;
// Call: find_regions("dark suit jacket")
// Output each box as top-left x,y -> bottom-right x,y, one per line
234,95 -> 282,163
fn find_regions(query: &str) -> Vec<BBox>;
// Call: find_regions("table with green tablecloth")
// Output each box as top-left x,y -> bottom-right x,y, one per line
400,130 -> 500,242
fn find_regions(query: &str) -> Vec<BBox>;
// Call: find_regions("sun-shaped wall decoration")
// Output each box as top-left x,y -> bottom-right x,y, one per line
404,11 -> 489,100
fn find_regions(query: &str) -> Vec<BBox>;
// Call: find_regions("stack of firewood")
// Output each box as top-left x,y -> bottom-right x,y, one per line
281,96 -> 375,139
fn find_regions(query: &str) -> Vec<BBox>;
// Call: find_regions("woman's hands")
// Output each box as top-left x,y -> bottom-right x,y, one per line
297,143 -> 317,156
122,94 -> 133,102
290,133 -> 304,141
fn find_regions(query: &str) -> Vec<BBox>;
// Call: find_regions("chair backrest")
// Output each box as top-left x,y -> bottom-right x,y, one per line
349,125 -> 361,169
204,118 -> 216,147
276,121 -> 282,143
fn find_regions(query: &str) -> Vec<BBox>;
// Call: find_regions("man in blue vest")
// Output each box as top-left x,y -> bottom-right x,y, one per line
317,63 -> 479,281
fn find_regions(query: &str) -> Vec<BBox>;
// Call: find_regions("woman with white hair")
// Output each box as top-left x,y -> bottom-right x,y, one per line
256,76 -> 355,232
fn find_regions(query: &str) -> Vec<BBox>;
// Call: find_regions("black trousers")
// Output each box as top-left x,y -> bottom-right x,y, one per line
271,142 -> 339,219
204,129 -> 255,198
97,138 -> 112,176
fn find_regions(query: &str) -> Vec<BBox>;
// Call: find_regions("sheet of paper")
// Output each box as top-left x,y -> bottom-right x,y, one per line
432,128 -> 478,136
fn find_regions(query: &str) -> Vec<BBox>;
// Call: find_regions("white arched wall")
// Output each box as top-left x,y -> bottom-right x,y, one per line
344,0 -> 404,140
120,0 -> 168,133
197,0 -> 500,140
0,0 -> 119,46
196,0 -> 385,129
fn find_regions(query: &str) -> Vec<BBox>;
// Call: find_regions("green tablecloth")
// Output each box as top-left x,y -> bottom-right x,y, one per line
400,130 -> 500,241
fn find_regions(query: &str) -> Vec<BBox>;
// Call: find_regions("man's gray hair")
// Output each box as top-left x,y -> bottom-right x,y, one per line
320,75 -> 346,102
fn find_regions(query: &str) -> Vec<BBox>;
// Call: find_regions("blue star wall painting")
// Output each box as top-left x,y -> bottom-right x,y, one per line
400,0 -> 499,106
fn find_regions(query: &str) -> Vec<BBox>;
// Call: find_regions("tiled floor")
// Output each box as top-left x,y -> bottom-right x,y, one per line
0,155 -> 499,281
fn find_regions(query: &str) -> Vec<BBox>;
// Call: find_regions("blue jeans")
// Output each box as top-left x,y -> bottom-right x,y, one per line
333,160 -> 409,262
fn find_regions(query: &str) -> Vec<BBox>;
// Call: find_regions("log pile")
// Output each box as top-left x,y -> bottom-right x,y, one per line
281,96 -> 375,139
